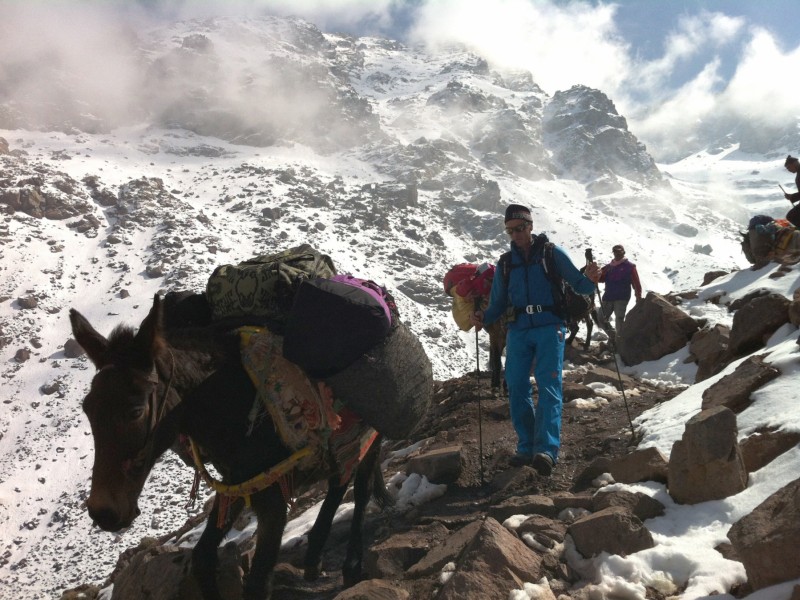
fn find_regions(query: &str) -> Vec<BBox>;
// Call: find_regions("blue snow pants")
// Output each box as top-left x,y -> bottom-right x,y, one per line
504,324 -> 566,461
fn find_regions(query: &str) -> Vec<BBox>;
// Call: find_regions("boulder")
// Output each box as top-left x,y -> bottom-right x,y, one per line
592,490 -> 665,521
568,506 -> 654,558
435,518 -> 543,600
333,579 -> 410,600
365,522 -> 450,579
617,292 -> 699,366
740,428 -> 800,473
701,354 -> 780,413
604,447 -> 669,484
406,445 -> 463,484
728,478 -> 800,590
406,521 -> 482,578
575,447 -> 668,488
729,293 -> 790,356
702,270 -> 728,285
515,514 -> 568,545
582,366 -> 636,390
487,494 -> 557,522
689,324 -> 731,382
64,338 -> 85,358
667,406 -> 748,504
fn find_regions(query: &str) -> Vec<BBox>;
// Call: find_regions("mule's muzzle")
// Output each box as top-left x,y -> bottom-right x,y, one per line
89,504 -> 140,532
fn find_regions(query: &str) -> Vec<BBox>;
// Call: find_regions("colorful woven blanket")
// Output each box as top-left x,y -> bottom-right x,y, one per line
238,326 -> 377,486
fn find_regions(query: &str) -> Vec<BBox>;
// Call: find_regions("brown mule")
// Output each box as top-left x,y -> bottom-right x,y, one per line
70,294 -> 392,600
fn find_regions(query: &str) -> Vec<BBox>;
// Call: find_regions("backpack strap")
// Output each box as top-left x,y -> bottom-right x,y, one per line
501,236 -> 566,319
541,242 -> 568,319
500,234 -> 549,288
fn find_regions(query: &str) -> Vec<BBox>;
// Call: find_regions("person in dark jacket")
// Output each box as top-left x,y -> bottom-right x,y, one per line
599,244 -> 642,330
783,155 -> 800,227
470,204 -> 600,475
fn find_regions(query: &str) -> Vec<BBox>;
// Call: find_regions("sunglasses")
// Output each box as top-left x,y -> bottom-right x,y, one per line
505,223 -> 529,235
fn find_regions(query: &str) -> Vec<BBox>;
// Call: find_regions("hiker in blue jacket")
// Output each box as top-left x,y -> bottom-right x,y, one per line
470,204 -> 600,475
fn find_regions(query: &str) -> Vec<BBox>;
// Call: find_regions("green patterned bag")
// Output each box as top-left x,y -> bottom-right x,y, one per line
206,244 -> 337,327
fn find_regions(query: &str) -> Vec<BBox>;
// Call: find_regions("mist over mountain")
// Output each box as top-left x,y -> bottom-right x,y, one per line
0,13 -> 797,599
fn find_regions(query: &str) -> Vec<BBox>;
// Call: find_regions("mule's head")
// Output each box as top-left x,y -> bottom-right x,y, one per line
70,295 -> 167,531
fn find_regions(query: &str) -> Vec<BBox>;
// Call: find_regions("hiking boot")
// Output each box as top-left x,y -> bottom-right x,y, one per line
508,452 -> 534,467
532,453 -> 555,477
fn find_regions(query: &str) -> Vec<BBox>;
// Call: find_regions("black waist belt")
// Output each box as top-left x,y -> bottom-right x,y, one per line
514,304 -> 558,315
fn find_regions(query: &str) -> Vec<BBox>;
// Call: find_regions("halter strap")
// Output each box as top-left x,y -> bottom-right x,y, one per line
122,351 -> 176,476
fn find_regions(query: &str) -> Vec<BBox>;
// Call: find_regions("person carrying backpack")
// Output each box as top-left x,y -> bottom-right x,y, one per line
782,155 -> 800,227
598,244 -> 642,331
470,204 -> 600,475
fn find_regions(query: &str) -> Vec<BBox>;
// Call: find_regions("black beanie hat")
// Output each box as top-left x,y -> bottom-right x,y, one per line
504,204 -> 532,223
786,155 -> 798,167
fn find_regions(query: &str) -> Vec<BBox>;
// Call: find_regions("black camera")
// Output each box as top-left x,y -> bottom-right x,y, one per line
585,248 -> 594,262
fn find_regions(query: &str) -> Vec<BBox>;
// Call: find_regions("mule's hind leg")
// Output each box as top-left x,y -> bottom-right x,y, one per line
192,495 -> 246,600
303,476 -> 347,581
566,320 -> 579,346
244,484 -> 287,600
342,439 -> 384,588
583,316 -> 593,351
489,343 -> 502,390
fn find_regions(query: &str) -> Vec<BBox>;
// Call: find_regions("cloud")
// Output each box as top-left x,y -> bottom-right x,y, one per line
625,60 -> 726,160
625,19 -> 800,160
126,0 -> 398,32
631,11 -> 744,96
407,0 -> 632,95
2,0 -> 799,161
404,1 -> 800,160
720,28 -> 800,125
0,4 -> 144,127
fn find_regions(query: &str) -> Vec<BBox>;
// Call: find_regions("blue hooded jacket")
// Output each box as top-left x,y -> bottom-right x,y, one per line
483,237 -> 596,329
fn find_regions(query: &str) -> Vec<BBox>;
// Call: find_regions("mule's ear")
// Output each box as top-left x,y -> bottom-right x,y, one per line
69,309 -> 110,369
134,294 -> 165,358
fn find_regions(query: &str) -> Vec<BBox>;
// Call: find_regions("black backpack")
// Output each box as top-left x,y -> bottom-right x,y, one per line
499,234 -> 591,321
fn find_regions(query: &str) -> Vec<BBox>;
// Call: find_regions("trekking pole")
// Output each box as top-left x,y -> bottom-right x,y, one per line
585,249 -> 637,442
474,297 -> 485,485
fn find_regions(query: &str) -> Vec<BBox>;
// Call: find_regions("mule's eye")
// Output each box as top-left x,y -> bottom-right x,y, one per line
126,406 -> 145,421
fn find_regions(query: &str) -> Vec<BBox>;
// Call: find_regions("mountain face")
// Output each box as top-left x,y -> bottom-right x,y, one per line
0,15 -> 761,599
1,17 -> 664,194
544,86 -> 667,194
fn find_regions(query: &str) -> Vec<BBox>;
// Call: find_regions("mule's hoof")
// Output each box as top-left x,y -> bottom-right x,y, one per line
303,563 -> 322,581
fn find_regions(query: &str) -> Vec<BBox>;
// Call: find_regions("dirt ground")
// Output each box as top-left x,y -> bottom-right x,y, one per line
271,344 -> 683,599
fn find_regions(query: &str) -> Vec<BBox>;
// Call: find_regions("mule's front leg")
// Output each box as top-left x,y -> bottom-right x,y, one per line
304,476 -> 347,580
192,494 -> 245,600
244,485 -> 287,600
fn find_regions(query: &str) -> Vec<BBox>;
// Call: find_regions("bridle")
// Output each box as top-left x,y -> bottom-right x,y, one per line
119,350 -> 176,478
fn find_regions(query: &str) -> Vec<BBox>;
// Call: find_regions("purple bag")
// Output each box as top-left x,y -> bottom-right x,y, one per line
282,274 -> 393,378
329,274 -> 392,323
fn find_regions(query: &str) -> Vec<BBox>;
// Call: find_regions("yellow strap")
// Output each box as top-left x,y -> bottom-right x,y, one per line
188,437 -> 313,498
775,229 -> 794,253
